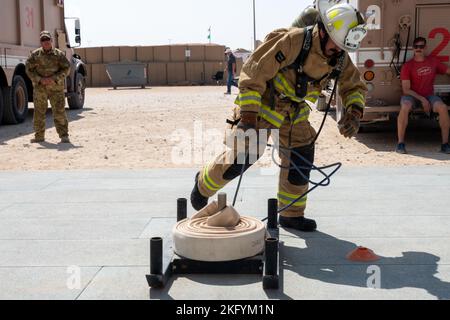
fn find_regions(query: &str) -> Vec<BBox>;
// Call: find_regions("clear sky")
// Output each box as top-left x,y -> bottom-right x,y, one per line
64,0 -> 312,50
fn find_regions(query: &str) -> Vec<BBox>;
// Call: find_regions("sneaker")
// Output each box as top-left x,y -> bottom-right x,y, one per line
396,143 -> 407,154
190,172 -> 209,211
441,143 -> 450,154
30,137 -> 45,143
60,136 -> 71,144
279,216 -> 317,232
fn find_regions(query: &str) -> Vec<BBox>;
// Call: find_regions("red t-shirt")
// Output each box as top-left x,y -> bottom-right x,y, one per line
400,56 -> 448,97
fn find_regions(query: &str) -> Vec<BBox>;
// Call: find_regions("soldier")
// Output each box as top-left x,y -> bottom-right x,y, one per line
191,1 -> 368,232
26,30 -> 71,144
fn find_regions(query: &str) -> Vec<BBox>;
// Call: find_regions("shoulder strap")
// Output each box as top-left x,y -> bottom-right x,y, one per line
291,26 -> 314,72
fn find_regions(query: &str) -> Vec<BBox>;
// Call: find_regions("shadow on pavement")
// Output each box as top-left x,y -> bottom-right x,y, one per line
327,110 -> 448,162
0,107 -> 90,144
282,230 -> 450,300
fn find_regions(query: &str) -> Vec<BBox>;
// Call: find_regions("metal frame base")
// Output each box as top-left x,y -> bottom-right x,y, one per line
146,198 -> 280,290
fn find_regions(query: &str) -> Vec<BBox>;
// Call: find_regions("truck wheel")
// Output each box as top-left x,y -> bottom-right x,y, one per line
0,87 -> 4,125
2,75 -> 29,124
68,72 -> 85,110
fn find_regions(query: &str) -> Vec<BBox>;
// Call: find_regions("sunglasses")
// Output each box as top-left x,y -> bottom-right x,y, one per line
414,44 -> 426,49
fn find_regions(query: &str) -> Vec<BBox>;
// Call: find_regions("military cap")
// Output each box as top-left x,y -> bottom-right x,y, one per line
40,31 -> 52,41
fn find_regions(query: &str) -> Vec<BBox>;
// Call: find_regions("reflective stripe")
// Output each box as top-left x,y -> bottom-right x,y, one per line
278,191 -> 307,207
260,104 -> 285,128
345,91 -> 365,107
292,108 -> 311,125
305,90 -> 320,104
328,9 -> 340,20
237,91 -> 262,107
274,73 -> 303,103
203,164 -> 222,192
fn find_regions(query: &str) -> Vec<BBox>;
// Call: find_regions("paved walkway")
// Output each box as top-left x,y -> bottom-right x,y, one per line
0,167 -> 449,300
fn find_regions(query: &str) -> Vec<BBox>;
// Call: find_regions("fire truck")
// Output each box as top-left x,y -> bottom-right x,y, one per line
0,0 -> 86,126
340,0 -> 450,124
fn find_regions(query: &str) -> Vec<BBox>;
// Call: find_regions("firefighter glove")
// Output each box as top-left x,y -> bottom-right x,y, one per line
338,111 -> 360,138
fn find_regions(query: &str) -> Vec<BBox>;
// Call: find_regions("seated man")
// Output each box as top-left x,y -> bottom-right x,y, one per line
397,36 -> 450,154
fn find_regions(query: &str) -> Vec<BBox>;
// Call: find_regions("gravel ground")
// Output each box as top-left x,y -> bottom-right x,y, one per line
0,86 -> 449,170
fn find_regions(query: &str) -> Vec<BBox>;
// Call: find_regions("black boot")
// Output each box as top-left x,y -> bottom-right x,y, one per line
279,215 -> 317,232
190,172 -> 209,211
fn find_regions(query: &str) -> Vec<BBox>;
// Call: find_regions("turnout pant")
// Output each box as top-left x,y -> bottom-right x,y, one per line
33,84 -> 69,139
197,104 -> 316,218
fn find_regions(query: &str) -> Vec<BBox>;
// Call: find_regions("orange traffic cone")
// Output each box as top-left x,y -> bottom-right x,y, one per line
347,246 -> 380,262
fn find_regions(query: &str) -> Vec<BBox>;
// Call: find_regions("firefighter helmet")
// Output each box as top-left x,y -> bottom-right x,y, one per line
316,0 -> 367,52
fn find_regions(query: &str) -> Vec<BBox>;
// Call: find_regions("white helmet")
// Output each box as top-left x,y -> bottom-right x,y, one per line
316,0 -> 367,52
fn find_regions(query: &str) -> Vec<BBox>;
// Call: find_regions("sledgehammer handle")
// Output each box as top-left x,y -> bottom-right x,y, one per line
218,193 -> 227,211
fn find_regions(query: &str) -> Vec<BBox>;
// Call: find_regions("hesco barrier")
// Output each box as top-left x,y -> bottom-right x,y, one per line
75,44 -> 243,87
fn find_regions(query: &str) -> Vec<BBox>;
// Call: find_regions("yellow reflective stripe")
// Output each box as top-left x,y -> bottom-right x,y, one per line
345,92 -> 364,103
293,112 -> 311,125
346,97 -> 365,107
203,164 -> 222,191
260,104 -> 285,128
276,73 -> 296,96
305,91 -> 320,103
278,191 -> 307,207
237,91 -> 262,107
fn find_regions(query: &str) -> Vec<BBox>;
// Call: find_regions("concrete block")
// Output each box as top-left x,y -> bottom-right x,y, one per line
186,62 -> 204,84
167,62 -> 186,85
84,47 -> 103,64
136,46 -> 154,62
205,44 -> 225,61
204,61 -> 225,85
154,46 -> 170,62
119,46 -> 137,61
102,46 -> 120,63
147,62 -> 167,86
170,45 -> 187,62
91,64 -> 110,87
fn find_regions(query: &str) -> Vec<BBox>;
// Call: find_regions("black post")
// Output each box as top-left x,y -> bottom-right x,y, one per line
177,198 -> 187,222
150,237 -> 163,275
268,199 -> 278,229
265,238 -> 278,277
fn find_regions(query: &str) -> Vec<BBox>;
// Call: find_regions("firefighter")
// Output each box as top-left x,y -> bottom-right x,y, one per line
26,31 -> 71,144
191,1 -> 368,232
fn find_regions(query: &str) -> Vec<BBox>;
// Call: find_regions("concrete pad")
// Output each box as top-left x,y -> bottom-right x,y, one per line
0,267 -> 100,300
0,240 -> 149,267
0,219 -> 150,240
77,267 -> 151,300
0,202 -> 184,220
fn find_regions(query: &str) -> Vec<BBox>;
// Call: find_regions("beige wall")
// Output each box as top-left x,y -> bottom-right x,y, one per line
76,44 -> 226,87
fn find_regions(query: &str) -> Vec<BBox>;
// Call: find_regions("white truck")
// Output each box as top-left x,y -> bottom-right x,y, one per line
342,0 -> 450,124
0,0 -> 86,125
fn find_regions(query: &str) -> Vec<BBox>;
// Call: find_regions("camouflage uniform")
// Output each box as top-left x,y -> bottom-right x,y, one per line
197,26 -> 367,218
25,47 -> 71,140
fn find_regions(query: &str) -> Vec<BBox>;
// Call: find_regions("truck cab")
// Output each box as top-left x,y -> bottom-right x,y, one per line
345,0 -> 450,124
0,0 -> 86,125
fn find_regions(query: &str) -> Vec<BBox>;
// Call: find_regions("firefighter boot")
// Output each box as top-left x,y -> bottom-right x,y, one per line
279,215 -> 317,232
191,172 -> 209,211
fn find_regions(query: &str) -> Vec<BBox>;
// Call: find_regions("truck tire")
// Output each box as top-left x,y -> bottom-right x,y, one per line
2,76 -> 29,124
0,87 -> 4,125
68,72 -> 85,110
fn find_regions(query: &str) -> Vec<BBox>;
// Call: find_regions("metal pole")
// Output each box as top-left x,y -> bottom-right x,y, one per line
267,199 -> 278,229
253,0 -> 257,50
265,238 -> 278,276
150,238 -> 163,275
177,198 -> 187,222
